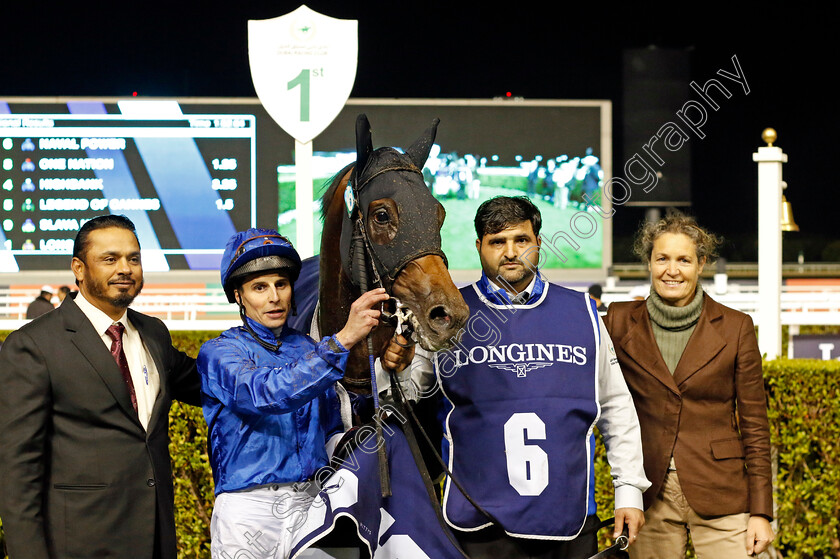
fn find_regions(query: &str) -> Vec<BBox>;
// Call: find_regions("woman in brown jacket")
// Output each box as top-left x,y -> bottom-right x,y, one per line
604,214 -> 774,558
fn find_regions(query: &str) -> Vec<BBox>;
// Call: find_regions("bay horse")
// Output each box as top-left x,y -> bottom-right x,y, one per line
317,114 -> 469,395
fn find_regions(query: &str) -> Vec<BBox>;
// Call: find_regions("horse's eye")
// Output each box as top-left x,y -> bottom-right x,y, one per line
373,209 -> 390,224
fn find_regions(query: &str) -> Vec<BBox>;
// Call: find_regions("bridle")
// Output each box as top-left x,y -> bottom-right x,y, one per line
343,160 -> 435,340
342,162 -> 423,498
343,162 -> 447,293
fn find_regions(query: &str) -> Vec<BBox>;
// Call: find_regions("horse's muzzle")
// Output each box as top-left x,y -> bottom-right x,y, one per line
392,255 -> 469,352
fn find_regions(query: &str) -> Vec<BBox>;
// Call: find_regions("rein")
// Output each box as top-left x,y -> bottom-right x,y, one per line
345,168 -> 394,498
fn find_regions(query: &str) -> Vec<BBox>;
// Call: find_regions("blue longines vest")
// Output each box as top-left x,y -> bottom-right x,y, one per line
438,281 -> 600,539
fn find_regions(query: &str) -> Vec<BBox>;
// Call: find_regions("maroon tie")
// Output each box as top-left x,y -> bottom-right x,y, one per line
106,323 -> 137,412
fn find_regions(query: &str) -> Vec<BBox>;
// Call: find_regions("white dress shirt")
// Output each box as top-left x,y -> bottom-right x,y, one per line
74,292 -> 161,429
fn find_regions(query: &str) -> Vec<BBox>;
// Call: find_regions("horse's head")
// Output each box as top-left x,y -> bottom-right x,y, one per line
330,114 -> 469,352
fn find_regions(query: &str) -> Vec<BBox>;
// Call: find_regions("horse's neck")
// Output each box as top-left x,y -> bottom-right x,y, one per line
318,188 -> 352,339
319,180 -> 393,390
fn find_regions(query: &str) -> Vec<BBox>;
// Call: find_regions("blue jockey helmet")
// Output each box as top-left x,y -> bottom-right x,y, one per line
221,228 -> 302,303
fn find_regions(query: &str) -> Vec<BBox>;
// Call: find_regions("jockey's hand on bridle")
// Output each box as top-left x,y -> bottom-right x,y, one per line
382,334 -> 415,372
335,288 -> 389,349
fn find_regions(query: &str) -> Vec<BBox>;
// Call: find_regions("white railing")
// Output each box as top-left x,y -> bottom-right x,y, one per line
0,286 -> 239,331
3,282 -> 840,331
602,283 -> 840,326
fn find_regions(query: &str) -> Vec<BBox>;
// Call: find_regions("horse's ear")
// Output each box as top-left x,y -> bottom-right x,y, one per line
355,114 -> 373,178
405,118 -> 440,169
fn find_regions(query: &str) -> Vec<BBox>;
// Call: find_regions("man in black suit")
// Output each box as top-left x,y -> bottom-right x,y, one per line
0,215 -> 200,559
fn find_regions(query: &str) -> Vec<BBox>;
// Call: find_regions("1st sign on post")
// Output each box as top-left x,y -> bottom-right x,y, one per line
249,5 -> 358,256
249,5 -> 357,143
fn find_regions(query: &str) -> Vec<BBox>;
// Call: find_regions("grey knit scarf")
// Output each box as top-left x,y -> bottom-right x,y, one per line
646,284 -> 705,374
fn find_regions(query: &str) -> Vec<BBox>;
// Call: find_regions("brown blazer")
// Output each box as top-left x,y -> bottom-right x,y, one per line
604,294 -> 773,518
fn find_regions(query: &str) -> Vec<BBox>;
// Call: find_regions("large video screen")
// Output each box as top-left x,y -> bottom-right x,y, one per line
282,100 -> 612,272
0,98 -> 611,273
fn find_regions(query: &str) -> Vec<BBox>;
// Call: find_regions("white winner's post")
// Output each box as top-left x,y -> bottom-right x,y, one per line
295,139 -> 314,255
753,128 -> 786,359
248,5 -> 358,257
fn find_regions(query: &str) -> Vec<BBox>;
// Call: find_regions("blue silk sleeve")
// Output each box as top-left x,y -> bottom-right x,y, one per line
198,335 -> 347,415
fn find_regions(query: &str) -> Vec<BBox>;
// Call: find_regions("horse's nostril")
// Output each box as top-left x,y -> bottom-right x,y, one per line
429,306 -> 450,323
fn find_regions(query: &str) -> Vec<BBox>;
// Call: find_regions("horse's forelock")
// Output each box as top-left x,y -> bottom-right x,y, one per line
320,162 -> 355,221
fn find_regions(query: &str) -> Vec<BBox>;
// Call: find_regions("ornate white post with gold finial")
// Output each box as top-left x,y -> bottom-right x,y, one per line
753,128 -> 787,359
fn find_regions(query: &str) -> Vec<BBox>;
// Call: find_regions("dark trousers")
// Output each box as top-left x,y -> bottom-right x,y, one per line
455,515 -> 600,559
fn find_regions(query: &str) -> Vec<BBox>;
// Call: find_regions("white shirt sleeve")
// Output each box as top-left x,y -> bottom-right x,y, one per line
595,316 -> 651,510
375,347 -> 436,404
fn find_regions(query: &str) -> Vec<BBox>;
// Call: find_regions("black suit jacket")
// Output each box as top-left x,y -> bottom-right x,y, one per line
0,294 -> 200,559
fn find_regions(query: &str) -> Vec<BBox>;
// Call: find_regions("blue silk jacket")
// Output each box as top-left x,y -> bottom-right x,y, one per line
197,318 -> 346,494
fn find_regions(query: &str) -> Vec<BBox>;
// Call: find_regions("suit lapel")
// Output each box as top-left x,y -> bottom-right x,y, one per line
619,303 -> 681,395
62,298 -> 143,430
672,296 -> 727,386
129,309 -> 168,435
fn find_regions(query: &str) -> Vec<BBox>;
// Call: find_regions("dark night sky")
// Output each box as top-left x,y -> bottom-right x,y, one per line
1,1 -> 832,261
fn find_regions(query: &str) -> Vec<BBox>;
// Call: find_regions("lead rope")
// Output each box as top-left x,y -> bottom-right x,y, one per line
586,519 -> 630,558
383,365 -> 472,558
389,344 -> 629,559
391,363 -> 501,528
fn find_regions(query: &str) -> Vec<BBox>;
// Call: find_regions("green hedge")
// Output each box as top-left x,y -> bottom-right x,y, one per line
592,359 -> 840,559
765,358 -> 840,557
160,332 -> 220,558
2,330 -> 840,558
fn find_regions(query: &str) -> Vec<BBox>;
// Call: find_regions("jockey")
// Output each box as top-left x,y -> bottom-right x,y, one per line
197,227 -> 388,559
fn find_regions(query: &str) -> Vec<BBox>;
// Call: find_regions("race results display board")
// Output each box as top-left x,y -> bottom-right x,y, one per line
0,101 -> 256,271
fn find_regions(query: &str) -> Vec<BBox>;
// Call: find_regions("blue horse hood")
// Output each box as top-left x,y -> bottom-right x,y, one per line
339,115 -> 446,286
